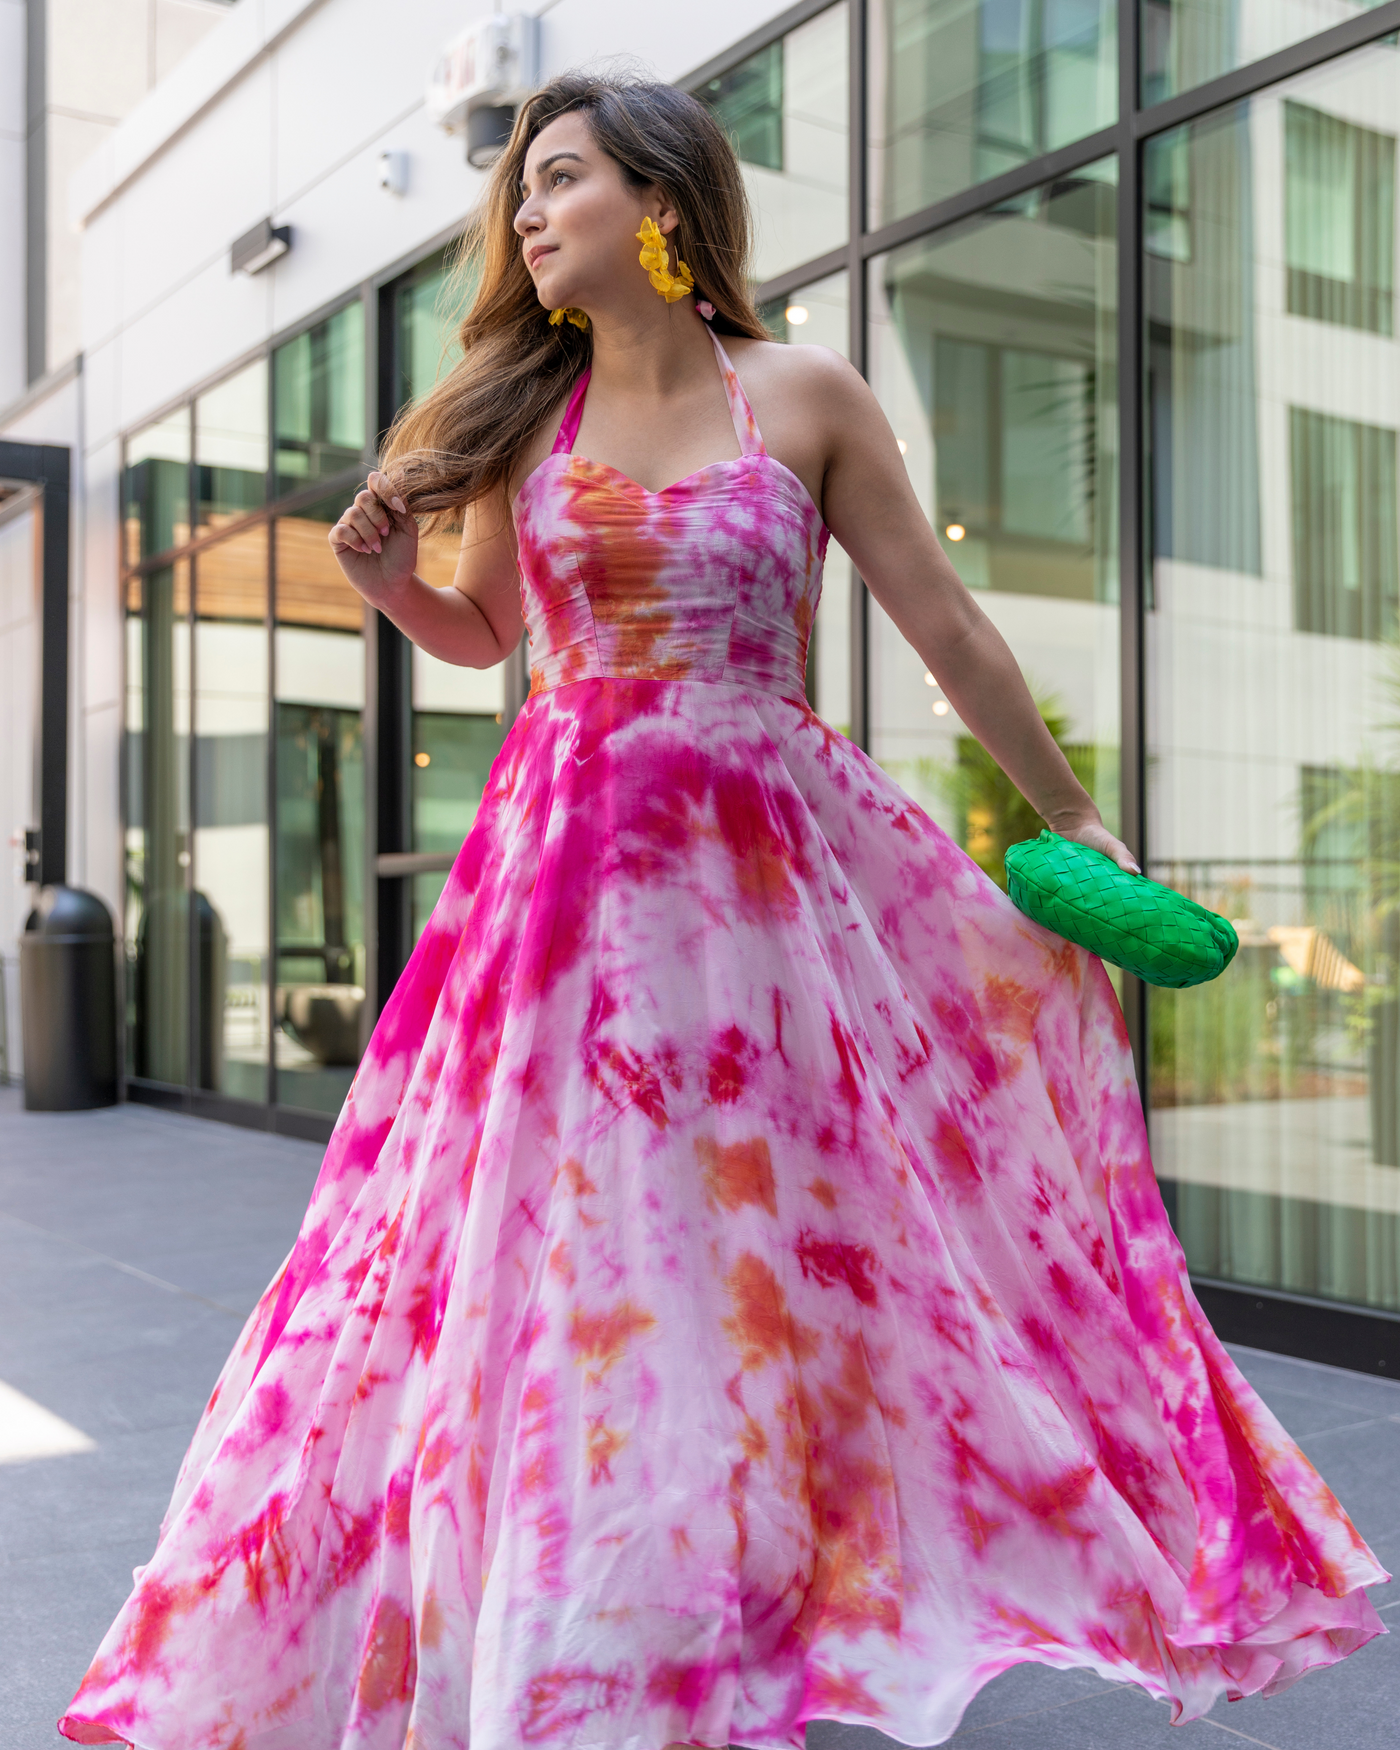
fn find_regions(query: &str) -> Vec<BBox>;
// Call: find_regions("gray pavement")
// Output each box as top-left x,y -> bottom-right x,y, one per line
0,1087 -> 1396,1750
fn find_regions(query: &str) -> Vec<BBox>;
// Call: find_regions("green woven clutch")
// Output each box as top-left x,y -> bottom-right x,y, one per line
1004,830 -> 1239,989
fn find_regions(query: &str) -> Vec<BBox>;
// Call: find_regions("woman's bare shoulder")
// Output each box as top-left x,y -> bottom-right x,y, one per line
723,336 -> 876,458
725,334 -> 859,384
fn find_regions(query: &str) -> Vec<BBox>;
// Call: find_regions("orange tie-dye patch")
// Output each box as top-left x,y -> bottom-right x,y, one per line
697,1135 -> 778,1216
568,1300 -> 657,1380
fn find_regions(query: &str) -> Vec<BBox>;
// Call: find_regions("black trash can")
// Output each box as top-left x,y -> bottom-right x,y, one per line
20,885 -> 118,1111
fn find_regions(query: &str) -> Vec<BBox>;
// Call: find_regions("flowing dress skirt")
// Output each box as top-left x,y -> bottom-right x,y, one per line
60,678 -> 1386,1750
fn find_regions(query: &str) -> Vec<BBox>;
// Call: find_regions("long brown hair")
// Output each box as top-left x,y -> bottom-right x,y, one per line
382,71 -> 770,528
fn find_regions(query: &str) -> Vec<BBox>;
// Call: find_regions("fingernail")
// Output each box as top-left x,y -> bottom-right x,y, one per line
391,497 -> 406,513
373,542 -> 381,554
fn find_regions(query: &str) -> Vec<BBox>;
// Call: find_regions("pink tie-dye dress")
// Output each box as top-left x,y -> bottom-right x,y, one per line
62,331 -> 1386,1750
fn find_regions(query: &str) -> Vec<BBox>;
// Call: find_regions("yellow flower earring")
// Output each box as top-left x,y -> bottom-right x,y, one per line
549,307 -> 589,330
636,217 -> 694,303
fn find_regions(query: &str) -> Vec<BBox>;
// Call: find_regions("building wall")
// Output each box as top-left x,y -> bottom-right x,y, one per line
24,0 -> 233,384
0,0 -> 25,406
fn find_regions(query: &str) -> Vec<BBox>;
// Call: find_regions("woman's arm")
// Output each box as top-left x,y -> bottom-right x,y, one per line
808,354 -> 1139,874
327,471 -> 524,668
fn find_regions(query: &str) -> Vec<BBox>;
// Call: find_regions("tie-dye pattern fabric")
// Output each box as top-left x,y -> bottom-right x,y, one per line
62,333 -> 1385,1750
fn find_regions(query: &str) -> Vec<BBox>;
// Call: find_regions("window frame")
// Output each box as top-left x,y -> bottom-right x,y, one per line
679,0 -> 1400,1369
118,0 -> 1400,1360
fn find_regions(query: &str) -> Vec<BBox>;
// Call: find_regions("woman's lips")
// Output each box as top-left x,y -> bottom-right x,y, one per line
526,245 -> 556,271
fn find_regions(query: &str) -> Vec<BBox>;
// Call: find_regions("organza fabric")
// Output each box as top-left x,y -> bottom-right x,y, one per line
61,332 -> 1385,1750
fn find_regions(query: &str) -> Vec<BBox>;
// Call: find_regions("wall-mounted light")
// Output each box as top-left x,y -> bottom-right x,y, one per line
414,751 -> 431,768
231,217 -> 291,275
785,304 -> 809,326
378,151 -> 409,196
944,522 -> 966,542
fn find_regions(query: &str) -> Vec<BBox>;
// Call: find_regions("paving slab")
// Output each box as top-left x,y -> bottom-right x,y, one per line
1,1088 -> 1395,1750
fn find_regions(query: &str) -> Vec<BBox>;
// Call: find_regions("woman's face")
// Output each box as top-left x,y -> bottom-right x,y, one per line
514,112 -> 671,315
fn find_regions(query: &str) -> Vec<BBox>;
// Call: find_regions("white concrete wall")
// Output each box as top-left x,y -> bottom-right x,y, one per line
0,0 -> 25,408
40,0 -> 232,375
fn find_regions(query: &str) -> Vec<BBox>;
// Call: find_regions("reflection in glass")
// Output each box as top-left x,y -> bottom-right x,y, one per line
870,0 -> 1117,229
1145,46 -> 1400,1312
193,530 -> 269,1101
124,410 -> 190,565
760,271 -> 854,733
698,2 -> 847,284
126,563 -> 191,1084
1142,1 -> 1394,106
1285,99 -> 1395,336
392,249 -> 471,407
273,301 -> 366,499
869,164 -> 1120,879
196,359 -> 268,532
411,649 -> 505,937
274,496 -> 366,1114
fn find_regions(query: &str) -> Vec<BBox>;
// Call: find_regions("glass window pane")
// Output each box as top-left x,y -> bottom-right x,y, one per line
124,409 -> 191,565
196,359 -> 268,532
1145,45 -> 1400,1314
127,562 -> 192,1085
411,680 -> 506,940
1285,99 -> 1395,336
869,163 -> 1120,891
408,530 -> 507,934
273,494 -> 366,1115
699,2 -> 848,285
1143,1 -> 1395,106
759,271 -> 854,733
193,529 -> 269,1103
869,0 -> 1118,230
393,250 -> 471,409
273,301 -> 366,499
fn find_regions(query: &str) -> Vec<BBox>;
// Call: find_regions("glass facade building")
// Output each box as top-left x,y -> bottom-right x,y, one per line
120,0 -> 1400,1363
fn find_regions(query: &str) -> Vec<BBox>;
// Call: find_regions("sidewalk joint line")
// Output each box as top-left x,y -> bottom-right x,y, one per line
1199,1718 -> 1286,1749
0,1210 -> 245,1317
1299,1413 -> 1398,1441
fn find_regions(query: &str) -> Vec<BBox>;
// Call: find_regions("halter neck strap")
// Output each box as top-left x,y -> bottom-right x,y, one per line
706,327 -> 766,458
551,370 -> 591,455
548,321 -> 767,459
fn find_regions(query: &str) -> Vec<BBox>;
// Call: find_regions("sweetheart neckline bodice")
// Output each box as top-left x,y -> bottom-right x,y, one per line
510,330 -> 829,705
513,448 -> 826,530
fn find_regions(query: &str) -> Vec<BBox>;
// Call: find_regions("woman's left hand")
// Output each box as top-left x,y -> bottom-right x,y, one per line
1050,815 -> 1141,875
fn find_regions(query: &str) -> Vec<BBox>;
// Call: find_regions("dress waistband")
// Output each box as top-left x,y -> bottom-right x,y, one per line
524,592 -> 810,703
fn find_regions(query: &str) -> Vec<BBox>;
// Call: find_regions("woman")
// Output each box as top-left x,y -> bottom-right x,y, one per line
62,71 -> 1384,1750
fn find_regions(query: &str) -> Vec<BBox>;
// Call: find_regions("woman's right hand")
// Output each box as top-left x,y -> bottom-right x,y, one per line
328,469 -> 419,606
